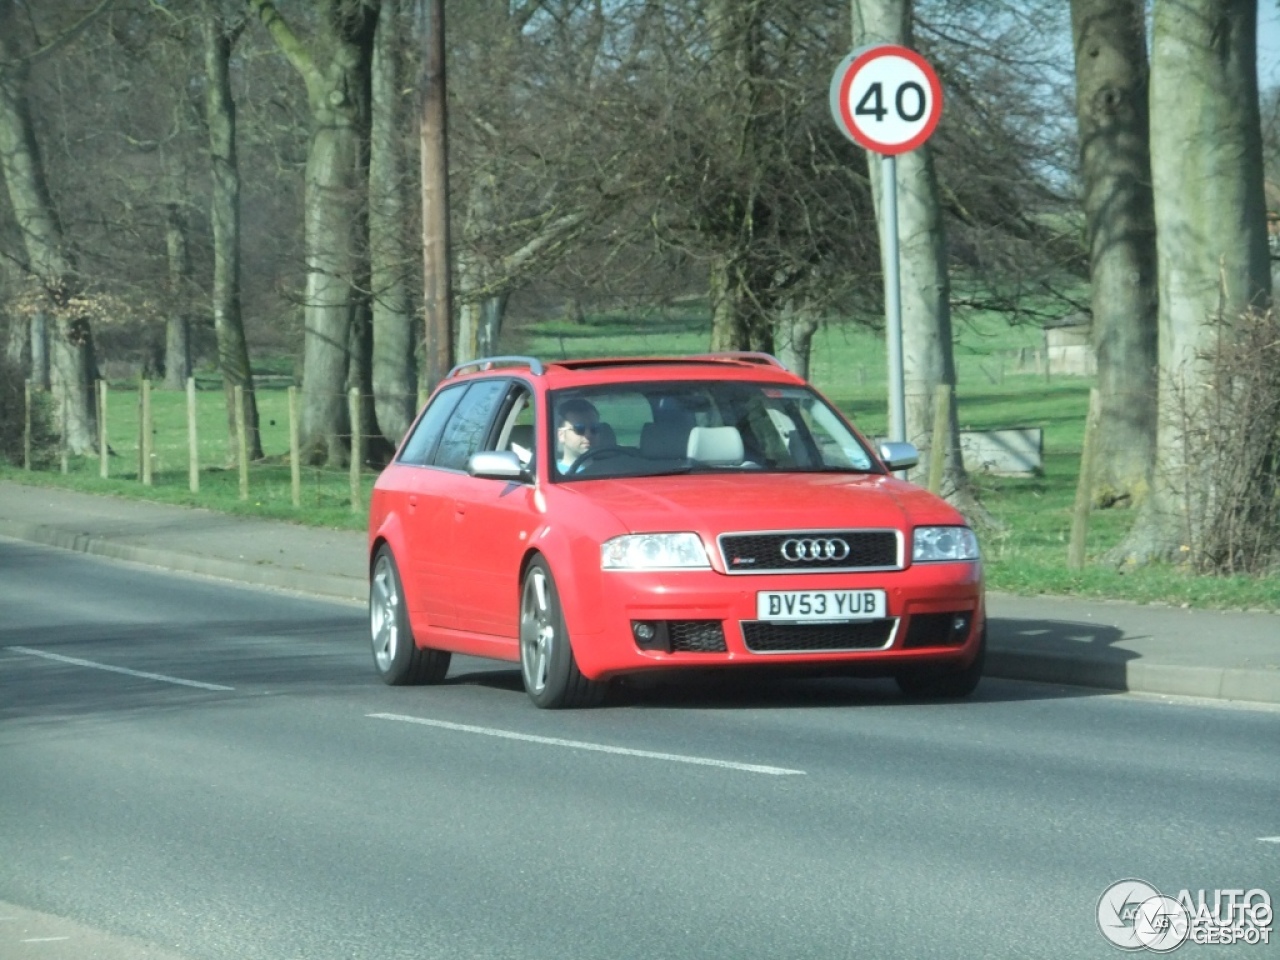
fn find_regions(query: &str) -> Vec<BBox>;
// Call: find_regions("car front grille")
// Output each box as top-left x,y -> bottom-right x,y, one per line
633,620 -> 728,653
741,620 -> 895,653
718,530 -> 900,573
669,621 -> 728,653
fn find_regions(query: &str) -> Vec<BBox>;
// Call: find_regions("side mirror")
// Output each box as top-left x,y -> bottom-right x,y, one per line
877,441 -> 919,472
468,450 -> 530,481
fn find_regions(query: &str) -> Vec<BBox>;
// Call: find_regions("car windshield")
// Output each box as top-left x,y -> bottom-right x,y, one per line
548,379 -> 880,481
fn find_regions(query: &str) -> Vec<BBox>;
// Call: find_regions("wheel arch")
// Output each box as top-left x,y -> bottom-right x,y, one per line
515,524 -> 606,640
369,513 -> 408,578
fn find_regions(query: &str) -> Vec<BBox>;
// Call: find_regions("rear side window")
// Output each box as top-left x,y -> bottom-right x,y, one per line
434,379 -> 509,470
398,384 -> 465,465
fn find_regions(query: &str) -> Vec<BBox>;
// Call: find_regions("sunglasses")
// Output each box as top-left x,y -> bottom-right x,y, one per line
565,422 -> 602,436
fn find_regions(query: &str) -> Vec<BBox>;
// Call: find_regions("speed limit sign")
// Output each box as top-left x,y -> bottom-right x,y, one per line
829,44 -> 943,453
829,44 -> 942,155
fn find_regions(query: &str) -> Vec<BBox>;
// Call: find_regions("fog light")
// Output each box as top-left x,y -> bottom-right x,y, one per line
631,620 -> 669,651
951,614 -> 971,640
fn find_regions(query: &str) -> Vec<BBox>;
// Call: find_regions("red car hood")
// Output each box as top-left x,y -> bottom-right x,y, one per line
568,472 -> 966,534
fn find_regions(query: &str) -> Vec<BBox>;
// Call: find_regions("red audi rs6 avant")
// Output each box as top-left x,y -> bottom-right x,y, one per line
367,353 -> 984,708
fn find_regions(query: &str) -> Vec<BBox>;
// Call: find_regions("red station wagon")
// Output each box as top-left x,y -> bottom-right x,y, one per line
367,353 -> 985,708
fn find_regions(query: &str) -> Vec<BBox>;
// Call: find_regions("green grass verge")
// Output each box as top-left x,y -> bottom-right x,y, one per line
7,384 -> 373,530
5,312 -> 1278,612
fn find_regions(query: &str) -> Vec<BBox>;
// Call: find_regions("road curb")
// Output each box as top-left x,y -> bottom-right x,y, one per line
0,518 -> 365,604
986,650 -> 1280,706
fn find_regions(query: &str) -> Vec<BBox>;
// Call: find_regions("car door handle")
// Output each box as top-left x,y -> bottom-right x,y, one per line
408,495 -> 418,510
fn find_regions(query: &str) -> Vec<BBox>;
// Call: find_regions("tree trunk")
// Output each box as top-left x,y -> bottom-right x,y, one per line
705,0 -> 762,355
1116,0 -> 1271,564
5,313 -> 29,369
456,153 -> 585,363
163,203 -> 193,390
1070,0 -> 1158,509
710,252 -> 762,352
775,303 -> 819,381
248,0 -> 377,467
852,0 -> 981,520
300,123 -> 362,465
345,294 -> 393,465
477,293 -> 508,358
204,15 -> 262,462
0,36 -> 96,454
369,0 -> 416,444
457,171 -> 498,364
456,292 -> 481,364
419,0 -> 452,393
30,313 -> 49,388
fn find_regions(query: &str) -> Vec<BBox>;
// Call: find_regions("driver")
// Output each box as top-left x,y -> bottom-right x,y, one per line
555,397 -> 601,473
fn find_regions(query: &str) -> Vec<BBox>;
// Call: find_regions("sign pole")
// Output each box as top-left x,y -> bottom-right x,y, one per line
828,44 -> 942,453
882,153 -> 905,444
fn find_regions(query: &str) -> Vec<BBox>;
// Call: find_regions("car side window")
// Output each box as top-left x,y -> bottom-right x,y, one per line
433,379 -> 509,471
494,388 -> 536,467
397,384 -> 466,466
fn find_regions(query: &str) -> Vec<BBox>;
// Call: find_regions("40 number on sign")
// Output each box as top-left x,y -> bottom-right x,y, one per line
853,79 -> 929,125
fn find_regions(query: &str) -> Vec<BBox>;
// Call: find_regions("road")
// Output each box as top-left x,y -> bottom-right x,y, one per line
1,540 -> 1276,959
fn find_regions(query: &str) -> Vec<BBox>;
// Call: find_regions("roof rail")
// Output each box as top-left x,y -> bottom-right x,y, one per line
447,355 -> 545,378
688,351 -> 788,370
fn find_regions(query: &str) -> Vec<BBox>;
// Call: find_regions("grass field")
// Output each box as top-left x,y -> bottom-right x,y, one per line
5,306 -> 1278,611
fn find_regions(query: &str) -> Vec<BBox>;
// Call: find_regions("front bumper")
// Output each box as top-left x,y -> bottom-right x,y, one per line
565,562 -> 985,681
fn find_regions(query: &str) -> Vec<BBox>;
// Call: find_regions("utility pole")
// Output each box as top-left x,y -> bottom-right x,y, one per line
418,0 -> 452,390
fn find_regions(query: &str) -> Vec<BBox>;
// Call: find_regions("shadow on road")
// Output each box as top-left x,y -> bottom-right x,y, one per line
988,616 -> 1138,693
1,612 -> 1141,725
442,612 -> 1139,709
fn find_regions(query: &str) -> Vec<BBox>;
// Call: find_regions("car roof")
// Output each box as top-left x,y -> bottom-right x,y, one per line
445,353 -> 806,389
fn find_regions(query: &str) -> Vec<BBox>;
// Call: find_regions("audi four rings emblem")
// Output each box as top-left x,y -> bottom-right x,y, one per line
780,538 -> 851,561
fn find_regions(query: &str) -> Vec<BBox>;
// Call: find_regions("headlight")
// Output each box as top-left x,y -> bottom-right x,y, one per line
913,526 -> 980,562
602,533 -> 711,570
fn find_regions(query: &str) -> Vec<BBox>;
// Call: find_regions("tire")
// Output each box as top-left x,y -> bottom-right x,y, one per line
369,546 -> 451,686
895,627 -> 985,699
519,559 -> 606,709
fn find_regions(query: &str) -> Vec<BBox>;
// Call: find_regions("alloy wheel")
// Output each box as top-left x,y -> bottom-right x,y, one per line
370,553 -> 399,673
520,566 -> 554,693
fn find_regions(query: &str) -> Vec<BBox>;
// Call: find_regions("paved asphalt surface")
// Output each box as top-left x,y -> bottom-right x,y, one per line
1,489 -> 1278,959
0,480 -> 1277,706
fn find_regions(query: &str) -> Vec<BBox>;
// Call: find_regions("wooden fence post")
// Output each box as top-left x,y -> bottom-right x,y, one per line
234,384 -> 249,501
141,379 -> 153,486
349,388 -> 363,515
23,380 -> 32,471
60,393 -> 68,474
288,386 -> 301,508
136,377 -> 144,480
98,380 -> 109,480
187,377 -> 199,493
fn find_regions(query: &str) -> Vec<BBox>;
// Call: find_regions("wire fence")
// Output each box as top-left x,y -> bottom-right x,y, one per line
18,378 -> 422,517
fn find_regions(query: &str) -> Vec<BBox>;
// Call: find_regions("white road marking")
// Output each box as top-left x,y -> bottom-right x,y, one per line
369,712 -> 805,776
1260,837 -> 1280,843
9,647 -> 234,692
21,937 -> 71,942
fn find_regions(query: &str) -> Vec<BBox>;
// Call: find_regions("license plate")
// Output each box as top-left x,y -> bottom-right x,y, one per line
756,589 -> 886,622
